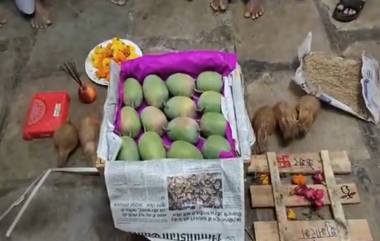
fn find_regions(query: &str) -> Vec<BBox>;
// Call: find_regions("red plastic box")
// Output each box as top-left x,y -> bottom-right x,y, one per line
23,92 -> 70,140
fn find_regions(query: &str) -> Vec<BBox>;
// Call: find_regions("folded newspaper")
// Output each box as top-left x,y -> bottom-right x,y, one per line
97,51 -> 254,241
105,159 -> 244,241
294,32 -> 380,123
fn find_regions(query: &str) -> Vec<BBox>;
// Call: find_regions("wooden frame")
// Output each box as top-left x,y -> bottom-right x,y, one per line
250,150 -> 373,241
255,220 -> 372,241
248,151 -> 351,174
96,158 -> 105,174
250,183 -> 360,208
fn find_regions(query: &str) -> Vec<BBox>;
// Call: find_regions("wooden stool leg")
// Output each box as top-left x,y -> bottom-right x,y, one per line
267,152 -> 288,241
321,150 -> 350,241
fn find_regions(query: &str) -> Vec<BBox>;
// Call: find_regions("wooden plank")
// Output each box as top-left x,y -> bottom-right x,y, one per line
96,158 -> 105,175
321,150 -> 350,241
254,220 -> 373,241
267,152 -> 288,241
248,151 -> 351,174
250,183 -> 360,208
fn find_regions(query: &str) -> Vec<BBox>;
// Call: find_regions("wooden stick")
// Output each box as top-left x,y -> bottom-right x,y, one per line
60,62 -> 83,86
254,220 -> 373,241
321,150 -> 350,241
267,152 -> 288,241
61,63 -> 80,85
250,183 -> 360,208
248,151 -> 351,174
69,61 -> 83,86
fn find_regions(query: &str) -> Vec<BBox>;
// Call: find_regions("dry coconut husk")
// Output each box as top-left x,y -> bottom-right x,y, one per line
303,52 -> 369,119
252,106 -> 277,154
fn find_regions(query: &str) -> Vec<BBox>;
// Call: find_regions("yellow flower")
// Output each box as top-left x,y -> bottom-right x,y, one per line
127,52 -> 137,60
102,58 -> 111,68
96,67 -> 109,79
94,46 -> 105,54
92,38 -> 140,75
113,50 -> 127,62
111,37 -> 121,45
260,174 -> 270,185
129,45 -> 136,52
93,57 -> 103,69
106,43 -> 113,50
287,209 -> 297,220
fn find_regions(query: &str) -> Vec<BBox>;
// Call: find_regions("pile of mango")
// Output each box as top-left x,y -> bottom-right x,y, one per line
91,38 -> 140,81
117,71 -> 234,161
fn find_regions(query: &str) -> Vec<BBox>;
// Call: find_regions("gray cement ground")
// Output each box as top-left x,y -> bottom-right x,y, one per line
0,0 -> 380,240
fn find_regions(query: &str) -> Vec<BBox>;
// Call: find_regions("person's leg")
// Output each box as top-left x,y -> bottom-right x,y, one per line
210,0 -> 230,13
110,0 -> 126,6
31,0 -> 52,29
0,11 -> 7,27
0,1 -> 7,27
244,0 -> 264,20
14,0 -> 51,29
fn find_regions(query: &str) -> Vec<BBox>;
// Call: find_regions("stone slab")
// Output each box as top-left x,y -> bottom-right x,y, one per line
343,40 -> 380,61
0,174 -> 147,241
230,0 -> 331,62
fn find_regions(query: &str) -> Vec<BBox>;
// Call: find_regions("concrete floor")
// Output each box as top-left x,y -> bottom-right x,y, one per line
1,0 -> 380,240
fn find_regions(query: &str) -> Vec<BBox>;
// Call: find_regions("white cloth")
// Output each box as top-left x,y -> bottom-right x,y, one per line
15,0 -> 35,15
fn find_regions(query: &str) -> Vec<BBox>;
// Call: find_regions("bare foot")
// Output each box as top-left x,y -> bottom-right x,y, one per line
0,17 -> 6,27
31,0 -> 52,29
110,0 -> 126,6
0,12 -> 7,27
210,0 -> 230,13
244,0 -> 264,20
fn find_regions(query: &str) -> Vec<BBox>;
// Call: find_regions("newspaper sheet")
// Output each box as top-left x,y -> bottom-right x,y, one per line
294,32 -> 380,123
105,158 -> 245,241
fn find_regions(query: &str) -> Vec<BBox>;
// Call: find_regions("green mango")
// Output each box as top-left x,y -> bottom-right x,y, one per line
168,141 -> 203,159
196,71 -> 223,93
143,75 -> 169,108
141,106 -> 168,135
166,73 -> 195,97
164,96 -> 196,119
120,106 -> 141,138
200,112 -> 227,137
138,131 -> 166,160
198,91 -> 222,113
124,78 -> 143,108
117,136 -> 140,160
202,135 -> 230,159
167,117 -> 199,144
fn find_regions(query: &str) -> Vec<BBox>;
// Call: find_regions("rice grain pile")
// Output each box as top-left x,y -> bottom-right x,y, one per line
303,52 -> 369,119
